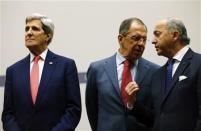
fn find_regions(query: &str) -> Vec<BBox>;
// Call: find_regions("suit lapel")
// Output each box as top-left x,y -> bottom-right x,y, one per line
104,54 -> 121,96
22,55 -> 34,106
162,49 -> 193,104
160,66 -> 167,96
135,58 -> 149,85
158,66 -> 168,109
35,50 -> 57,106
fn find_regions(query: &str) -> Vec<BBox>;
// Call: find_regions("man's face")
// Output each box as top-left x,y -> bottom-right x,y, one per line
25,20 -> 48,52
118,22 -> 147,61
152,20 -> 174,57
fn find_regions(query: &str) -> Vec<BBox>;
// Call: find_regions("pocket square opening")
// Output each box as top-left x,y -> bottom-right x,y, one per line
179,75 -> 188,81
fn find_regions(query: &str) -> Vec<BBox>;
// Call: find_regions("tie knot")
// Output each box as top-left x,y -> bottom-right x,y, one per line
168,58 -> 175,65
34,56 -> 40,63
124,60 -> 131,67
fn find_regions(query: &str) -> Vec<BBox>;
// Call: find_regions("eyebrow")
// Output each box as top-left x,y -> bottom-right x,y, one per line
130,32 -> 147,36
25,25 -> 41,30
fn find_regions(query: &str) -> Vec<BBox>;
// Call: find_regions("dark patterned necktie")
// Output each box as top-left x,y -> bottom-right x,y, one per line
165,59 -> 175,93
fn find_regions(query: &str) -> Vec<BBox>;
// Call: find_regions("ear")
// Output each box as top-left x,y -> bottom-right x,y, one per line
46,33 -> 51,38
118,34 -> 124,43
46,33 -> 52,40
172,31 -> 179,41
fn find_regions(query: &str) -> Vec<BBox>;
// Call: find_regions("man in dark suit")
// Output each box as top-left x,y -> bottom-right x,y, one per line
151,17 -> 201,131
2,13 -> 81,131
85,17 -> 159,131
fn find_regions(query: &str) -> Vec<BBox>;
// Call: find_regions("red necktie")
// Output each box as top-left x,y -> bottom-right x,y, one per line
30,56 -> 40,104
121,60 -> 132,106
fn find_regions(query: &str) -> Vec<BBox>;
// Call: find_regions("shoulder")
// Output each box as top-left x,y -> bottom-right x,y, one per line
192,51 -> 201,61
183,48 -> 201,66
139,57 -> 160,70
89,55 -> 115,68
48,50 -> 75,65
6,55 -> 29,71
48,51 -> 79,74
87,55 -> 115,76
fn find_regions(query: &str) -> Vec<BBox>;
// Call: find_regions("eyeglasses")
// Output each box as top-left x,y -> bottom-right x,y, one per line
126,35 -> 147,43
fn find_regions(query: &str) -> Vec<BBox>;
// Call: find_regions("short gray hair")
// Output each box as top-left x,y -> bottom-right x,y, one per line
166,18 -> 190,45
26,13 -> 54,44
119,17 -> 147,36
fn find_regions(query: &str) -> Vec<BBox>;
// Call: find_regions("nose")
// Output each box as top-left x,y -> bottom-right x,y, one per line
26,29 -> 33,37
137,39 -> 146,46
138,38 -> 147,45
140,42 -> 145,47
27,29 -> 33,34
152,38 -> 157,45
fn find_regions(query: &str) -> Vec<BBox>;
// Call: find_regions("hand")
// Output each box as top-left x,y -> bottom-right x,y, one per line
125,81 -> 139,107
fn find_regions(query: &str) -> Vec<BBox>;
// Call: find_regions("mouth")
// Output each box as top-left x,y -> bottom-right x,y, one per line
134,46 -> 143,53
26,39 -> 34,41
155,45 -> 159,49
132,48 -> 143,56
135,49 -> 142,54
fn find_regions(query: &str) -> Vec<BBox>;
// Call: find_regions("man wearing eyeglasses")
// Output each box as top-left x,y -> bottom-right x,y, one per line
86,17 -> 159,131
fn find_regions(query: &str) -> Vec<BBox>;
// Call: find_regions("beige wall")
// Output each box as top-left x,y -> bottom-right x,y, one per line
0,1 -> 200,131
1,1 -> 201,74
0,1 -> 2,76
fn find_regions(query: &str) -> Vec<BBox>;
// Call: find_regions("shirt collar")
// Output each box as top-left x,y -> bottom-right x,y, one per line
30,48 -> 48,62
116,51 -> 138,66
173,46 -> 189,62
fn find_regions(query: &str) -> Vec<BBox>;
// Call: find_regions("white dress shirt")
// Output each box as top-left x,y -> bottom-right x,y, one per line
172,46 -> 189,76
30,49 -> 48,83
116,52 -> 138,109
116,51 -> 138,89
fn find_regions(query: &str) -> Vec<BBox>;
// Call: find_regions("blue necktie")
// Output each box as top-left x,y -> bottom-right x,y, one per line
165,59 -> 175,93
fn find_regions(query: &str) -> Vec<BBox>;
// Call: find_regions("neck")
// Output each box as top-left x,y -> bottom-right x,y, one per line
167,42 -> 185,58
30,47 -> 47,56
118,48 -> 129,59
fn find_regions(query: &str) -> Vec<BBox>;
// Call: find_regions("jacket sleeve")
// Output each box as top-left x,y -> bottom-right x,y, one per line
85,64 -> 98,131
51,60 -> 81,131
195,65 -> 201,131
2,67 -> 22,131
129,100 -> 154,127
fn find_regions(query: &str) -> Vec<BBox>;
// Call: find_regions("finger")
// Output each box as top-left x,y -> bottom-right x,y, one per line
129,82 -> 139,89
126,82 -> 138,90
127,81 -> 137,86
127,87 -> 139,95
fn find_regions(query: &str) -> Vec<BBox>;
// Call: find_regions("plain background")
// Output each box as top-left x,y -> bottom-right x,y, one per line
0,0 -> 200,130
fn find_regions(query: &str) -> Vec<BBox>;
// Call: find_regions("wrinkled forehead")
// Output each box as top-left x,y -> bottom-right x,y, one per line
26,20 -> 43,27
128,22 -> 147,35
154,20 -> 167,31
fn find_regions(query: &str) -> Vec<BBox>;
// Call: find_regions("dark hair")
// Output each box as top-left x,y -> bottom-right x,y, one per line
166,18 -> 190,45
119,17 -> 147,36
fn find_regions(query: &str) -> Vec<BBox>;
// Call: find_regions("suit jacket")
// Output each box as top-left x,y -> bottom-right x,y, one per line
2,50 -> 81,131
151,49 -> 201,131
85,54 -> 159,131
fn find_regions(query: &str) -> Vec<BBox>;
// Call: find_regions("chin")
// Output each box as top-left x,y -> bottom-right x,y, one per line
26,42 -> 32,46
134,53 -> 142,58
157,52 -> 163,56
131,55 -> 141,60
26,42 -> 37,47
